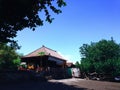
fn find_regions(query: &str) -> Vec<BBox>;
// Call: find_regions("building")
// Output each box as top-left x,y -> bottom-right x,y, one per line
21,45 -> 67,71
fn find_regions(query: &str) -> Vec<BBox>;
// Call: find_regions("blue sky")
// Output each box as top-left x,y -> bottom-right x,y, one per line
16,0 -> 120,63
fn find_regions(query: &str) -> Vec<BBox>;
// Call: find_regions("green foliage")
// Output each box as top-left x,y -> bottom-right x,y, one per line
0,43 -> 21,70
38,52 -> 45,56
80,59 -> 95,73
79,38 -> 120,76
0,0 -> 66,44
112,58 -> 120,76
75,61 -> 80,68
13,57 -> 21,67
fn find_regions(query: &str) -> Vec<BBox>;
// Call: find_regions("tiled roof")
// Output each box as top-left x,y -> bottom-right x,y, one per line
23,45 -> 67,60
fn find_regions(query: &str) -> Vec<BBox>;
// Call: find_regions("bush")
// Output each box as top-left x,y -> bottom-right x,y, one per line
0,43 -> 21,71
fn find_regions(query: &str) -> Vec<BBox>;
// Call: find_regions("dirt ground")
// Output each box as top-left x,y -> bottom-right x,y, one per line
0,78 -> 120,90
50,78 -> 120,90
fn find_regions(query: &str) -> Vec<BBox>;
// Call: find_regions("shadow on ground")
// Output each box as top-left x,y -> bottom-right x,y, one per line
0,80 -> 88,90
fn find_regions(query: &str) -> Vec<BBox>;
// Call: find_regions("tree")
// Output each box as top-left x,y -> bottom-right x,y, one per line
75,61 -> 80,68
79,38 -> 120,76
0,0 -> 66,44
0,43 -> 21,70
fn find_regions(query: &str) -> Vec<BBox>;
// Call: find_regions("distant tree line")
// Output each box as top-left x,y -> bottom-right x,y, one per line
76,38 -> 120,77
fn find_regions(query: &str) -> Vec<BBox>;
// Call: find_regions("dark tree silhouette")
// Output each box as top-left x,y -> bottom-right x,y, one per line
0,0 -> 66,44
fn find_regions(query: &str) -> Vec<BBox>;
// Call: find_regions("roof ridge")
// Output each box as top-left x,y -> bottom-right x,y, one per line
43,45 -> 47,54
43,45 -> 57,52
25,45 -> 56,56
25,46 -> 43,56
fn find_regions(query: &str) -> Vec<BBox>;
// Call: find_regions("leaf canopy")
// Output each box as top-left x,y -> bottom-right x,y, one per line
0,0 -> 66,43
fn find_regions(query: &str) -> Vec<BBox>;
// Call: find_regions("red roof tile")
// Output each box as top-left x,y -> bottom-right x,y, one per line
23,45 -> 67,60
